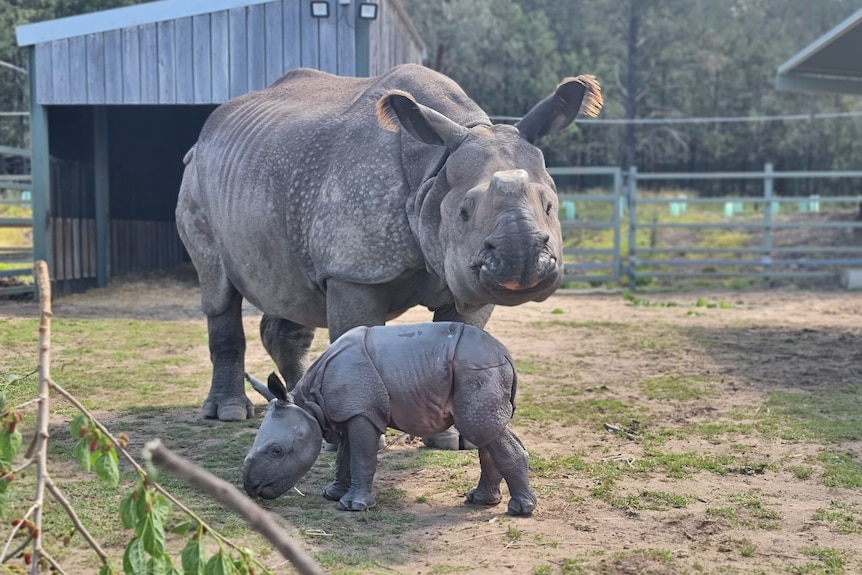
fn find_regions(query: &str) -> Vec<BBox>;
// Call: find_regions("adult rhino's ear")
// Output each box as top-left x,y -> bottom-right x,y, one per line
377,90 -> 468,151
516,75 -> 603,144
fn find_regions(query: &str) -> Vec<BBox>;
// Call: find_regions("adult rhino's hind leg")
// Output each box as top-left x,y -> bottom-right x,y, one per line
203,290 -> 253,421
259,316 -> 315,389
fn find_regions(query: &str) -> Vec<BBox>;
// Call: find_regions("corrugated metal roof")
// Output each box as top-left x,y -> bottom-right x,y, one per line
776,7 -> 862,95
17,0 -> 272,46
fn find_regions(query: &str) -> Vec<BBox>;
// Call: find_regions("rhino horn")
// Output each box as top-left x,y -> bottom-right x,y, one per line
376,89 -> 468,150
516,74 -> 603,144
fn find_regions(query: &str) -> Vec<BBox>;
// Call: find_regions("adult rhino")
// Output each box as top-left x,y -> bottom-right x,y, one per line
176,63 -> 602,424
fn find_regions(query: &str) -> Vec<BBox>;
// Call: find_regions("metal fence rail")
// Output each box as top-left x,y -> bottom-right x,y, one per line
549,164 -> 862,289
0,145 -> 33,297
628,164 -> 862,287
550,166 -> 623,282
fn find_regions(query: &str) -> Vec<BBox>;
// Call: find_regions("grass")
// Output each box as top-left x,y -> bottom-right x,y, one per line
812,502 -> 862,534
707,490 -> 783,530
642,374 -> 717,401
4,284 -> 862,574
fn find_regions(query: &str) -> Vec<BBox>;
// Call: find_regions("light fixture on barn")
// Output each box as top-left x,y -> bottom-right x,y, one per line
310,1 -> 330,18
358,2 -> 378,20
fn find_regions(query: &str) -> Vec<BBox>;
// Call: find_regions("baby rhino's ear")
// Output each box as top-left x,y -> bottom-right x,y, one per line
267,372 -> 290,403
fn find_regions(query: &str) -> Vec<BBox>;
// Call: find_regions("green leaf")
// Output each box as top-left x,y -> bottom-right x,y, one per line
149,494 -> 171,528
99,562 -> 117,575
70,413 -> 89,438
139,512 -> 166,557
180,538 -> 204,575
123,537 -> 147,575
74,437 -> 92,472
119,492 -> 138,529
203,551 -> 234,575
170,520 -> 192,535
95,450 -> 120,487
0,393 -> 5,411
0,429 -> 22,461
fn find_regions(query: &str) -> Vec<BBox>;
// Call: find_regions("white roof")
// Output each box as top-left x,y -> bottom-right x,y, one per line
17,0 -> 272,46
776,7 -> 862,95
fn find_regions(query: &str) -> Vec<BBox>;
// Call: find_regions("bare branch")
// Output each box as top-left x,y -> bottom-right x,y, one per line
40,550 -> 69,575
0,534 -> 34,564
0,459 -> 33,482
44,475 -> 110,566
0,503 -> 36,562
145,440 -> 326,575
31,260 -> 52,575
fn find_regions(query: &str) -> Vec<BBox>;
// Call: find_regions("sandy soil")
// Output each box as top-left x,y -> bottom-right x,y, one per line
2,270 -> 861,574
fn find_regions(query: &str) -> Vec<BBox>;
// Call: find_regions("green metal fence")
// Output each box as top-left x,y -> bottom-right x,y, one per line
550,164 -> 862,289
0,145 -> 34,297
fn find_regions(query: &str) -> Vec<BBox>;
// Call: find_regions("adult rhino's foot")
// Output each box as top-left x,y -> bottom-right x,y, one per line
323,480 -> 350,502
507,493 -> 537,517
465,486 -> 502,507
201,395 -> 254,421
422,426 -> 475,450
336,489 -> 376,512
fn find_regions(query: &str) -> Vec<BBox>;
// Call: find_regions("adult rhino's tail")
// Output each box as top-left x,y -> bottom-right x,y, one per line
183,144 -> 197,165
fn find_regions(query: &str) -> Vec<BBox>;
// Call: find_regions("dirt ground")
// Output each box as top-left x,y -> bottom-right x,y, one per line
3,270 -> 862,574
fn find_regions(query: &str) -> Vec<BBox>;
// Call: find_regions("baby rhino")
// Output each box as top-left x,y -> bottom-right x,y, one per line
242,321 -> 536,516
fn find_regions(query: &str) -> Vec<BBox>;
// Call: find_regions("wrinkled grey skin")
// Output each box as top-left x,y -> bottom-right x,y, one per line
176,63 -> 602,421
243,322 -> 536,516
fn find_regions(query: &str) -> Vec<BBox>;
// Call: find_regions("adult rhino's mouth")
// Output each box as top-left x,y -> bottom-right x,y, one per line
473,247 -> 561,300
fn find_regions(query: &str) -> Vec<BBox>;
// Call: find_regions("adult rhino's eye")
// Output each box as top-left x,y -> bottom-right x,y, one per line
545,201 -> 553,216
269,445 -> 284,458
459,207 -> 470,222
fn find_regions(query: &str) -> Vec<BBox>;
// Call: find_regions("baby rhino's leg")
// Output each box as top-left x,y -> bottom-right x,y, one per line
335,417 -> 380,511
323,439 -> 351,502
467,428 -> 536,516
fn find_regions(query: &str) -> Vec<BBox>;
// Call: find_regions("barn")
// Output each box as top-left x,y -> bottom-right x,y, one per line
15,0 -> 424,295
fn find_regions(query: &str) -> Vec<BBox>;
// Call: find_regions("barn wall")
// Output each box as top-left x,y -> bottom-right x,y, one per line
368,0 -> 423,77
32,0 -> 357,105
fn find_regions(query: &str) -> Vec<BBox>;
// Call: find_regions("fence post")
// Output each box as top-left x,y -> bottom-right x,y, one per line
627,165 -> 638,290
762,163 -> 773,286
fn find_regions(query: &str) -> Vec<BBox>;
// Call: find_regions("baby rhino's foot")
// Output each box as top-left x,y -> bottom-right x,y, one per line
507,492 -> 537,517
337,489 -> 376,511
323,481 -> 349,502
465,487 -> 502,507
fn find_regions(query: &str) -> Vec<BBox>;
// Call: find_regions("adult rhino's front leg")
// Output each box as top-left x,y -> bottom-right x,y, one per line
203,291 -> 254,421
259,315 -> 315,389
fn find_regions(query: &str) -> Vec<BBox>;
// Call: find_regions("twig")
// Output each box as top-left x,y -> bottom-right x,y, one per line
1,502 -> 36,562
0,459 -> 33,482
32,260 -> 52,575
14,397 -> 42,411
44,474 -> 110,566
450,530 -> 507,544
145,439 -> 326,575
382,432 -> 408,450
0,534 -> 34,564
39,550 -> 69,575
